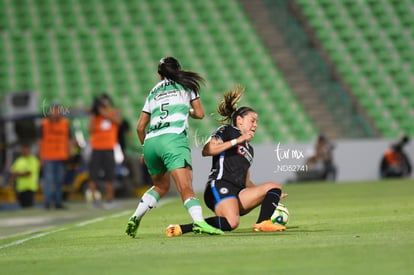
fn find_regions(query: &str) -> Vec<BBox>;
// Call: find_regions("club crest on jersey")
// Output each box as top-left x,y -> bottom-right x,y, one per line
220,187 -> 229,194
237,145 -> 253,164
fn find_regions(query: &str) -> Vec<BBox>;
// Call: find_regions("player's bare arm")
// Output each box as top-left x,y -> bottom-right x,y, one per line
189,98 -> 204,119
202,132 -> 254,156
136,112 -> 150,145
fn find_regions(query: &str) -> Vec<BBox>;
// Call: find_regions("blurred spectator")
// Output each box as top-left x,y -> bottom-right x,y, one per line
117,117 -> 131,153
140,156 -> 153,186
10,143 -> 40,208
116,117 -> 153,197
63,141 -> 83,201
39,103 -> 72,209
120,119 -> 153,188
88,93 -> 121,208
380,135 -> 411,178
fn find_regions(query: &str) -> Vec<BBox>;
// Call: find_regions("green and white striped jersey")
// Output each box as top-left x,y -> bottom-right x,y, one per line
142,79 -> 199,140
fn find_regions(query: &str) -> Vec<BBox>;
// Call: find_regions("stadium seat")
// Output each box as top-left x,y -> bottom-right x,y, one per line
296,0 -> 414,138
0,0 -> 319,143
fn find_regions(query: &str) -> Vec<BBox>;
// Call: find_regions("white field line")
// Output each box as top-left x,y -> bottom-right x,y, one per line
0,198 -> 175,250
0,228 -> 66,250
75,210 -> 131,227
0,226 -> 58,240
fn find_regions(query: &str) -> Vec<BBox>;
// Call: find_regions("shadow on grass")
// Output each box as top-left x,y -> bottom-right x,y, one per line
229,226 -> 332,235
167,226 -> 332,239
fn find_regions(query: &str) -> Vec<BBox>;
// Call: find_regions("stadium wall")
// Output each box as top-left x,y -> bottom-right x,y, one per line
190,139 -> 414,192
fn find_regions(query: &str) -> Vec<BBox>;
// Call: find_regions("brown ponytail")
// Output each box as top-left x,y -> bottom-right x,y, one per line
217,85 -> 256,125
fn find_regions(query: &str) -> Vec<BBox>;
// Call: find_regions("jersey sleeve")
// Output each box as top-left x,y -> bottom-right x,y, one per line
211,125 -> 230,142
189,90 -> 200,101
142,97 -> 151,114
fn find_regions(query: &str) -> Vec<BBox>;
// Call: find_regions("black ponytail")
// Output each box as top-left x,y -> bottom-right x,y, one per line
158,57 -> 205,94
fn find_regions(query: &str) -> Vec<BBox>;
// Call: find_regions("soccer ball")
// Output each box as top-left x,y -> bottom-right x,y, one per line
271,203 -> 289,226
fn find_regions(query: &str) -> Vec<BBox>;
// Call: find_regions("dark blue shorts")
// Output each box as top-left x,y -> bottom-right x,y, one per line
204,180 -> 244,212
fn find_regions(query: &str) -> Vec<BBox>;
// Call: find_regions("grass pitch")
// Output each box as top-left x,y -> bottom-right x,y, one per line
0,179 -> 413,275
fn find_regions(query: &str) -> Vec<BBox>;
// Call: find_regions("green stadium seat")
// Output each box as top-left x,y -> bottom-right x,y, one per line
0,0 -> 318,143
295,0 -> 414,137
0,5 -> 9,30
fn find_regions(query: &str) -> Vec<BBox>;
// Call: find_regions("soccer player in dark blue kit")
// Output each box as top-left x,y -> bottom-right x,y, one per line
166,86 -> 287,236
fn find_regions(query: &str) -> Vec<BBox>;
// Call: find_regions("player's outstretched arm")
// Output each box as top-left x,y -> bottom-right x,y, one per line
202,133 -> 248,156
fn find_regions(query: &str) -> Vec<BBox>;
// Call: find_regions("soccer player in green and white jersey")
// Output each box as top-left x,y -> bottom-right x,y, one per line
125,57 -> 224,237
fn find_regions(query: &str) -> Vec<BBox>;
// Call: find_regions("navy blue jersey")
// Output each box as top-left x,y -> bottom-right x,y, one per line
207,125 -> 254,188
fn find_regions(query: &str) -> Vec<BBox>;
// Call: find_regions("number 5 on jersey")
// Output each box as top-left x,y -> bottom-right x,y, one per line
160,103 -> 169,119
